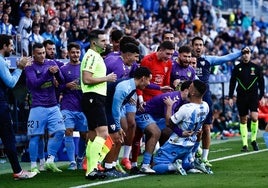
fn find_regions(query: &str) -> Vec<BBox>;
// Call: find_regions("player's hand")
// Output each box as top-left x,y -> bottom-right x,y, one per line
17,56 -> 32,69
163,96 -> 176,107
182,130 -> 194,137
173,79 -> 180,88
160,85 -> 173,93
49,65 -> 59,74
106,72 -> 117,82
137,101 -> 146,112
118,128 -> 125,143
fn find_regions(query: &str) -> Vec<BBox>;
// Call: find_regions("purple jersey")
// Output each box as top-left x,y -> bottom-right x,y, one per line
105,56 -> 138,78
25,59 -> 64,108
142,91 -> 188,118
171,63 -> 196,85
59,62 -> 83,112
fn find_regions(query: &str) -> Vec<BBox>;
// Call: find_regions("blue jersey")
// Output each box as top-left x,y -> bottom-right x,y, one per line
112,78 -> 136,130
170,101 -> 209,146
196,51 -> 241,83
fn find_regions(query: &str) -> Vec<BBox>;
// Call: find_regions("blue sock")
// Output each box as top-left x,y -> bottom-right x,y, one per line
263,132 -> 268,148
152,163 -> 169,174
65,136 -> 75,162
38,138 -> 45,160
29,135 -> 40,162
47,130 -> 64,157
78,137 -> 86,159
142,152 -> 152,165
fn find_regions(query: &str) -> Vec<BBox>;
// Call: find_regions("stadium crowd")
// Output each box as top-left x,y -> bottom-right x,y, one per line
0,0 -> 268,180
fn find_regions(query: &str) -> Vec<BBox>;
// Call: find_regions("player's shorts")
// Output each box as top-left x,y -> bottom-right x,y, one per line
61,110 -> 88,132
121,103 -> 136,118
153,141 -> 192,165
135,113 -> 166,132
82,92 -> 107,131
236,94 -> 258,116
27,106 -> 65,136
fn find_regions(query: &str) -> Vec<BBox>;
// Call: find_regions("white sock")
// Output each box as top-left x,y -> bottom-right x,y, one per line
202,149 -> 209,161
132,162 -> 138,167
46,155 -> 55,163
105,163 -> 113,169
123,145 -> 132,158
31,162 -> 37,168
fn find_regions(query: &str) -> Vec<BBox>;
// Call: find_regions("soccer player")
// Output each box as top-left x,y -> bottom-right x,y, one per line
104,42 -> 140,176
136,81 -> 191,174
170,45 -> 196,90
228,47 -> 265,152
131,40 -> 174,173
25,43 -> 65,173
0,34 -> 37,180
191,36 -> 244,167
80,29 -> 117,180
59,42 -> 88,170
152,80 -> 209,175
105,35 -> 140,171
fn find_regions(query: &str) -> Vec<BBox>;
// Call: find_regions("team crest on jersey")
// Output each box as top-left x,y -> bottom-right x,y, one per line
187,71 -> 192,77
200,61 -> 205,66
250,67 -> 255,75
164,67 -> 168,73
239,68 -> 242,71
110,124 -> 116,130
68,71 -> 71,75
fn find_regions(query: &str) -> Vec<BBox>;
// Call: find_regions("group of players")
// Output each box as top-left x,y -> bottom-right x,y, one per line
1,26 -> 265,180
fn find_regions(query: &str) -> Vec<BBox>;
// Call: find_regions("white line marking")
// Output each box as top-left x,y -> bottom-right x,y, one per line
70,149 -> 268,188
210,148 -> 232,153
69,174 -> 146,188
210,148 -> 268,162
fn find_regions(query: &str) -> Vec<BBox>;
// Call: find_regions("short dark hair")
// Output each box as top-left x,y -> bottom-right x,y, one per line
32,43 -> 44,51
159,41 -> 175,50
119,36 -> 139,50
121,43 -> 139,54
110,29 -> 124,42
43,40 -> 55,47
134,66 -> 151,79
0,34 -> 12,49
178,45 -> 192,53
162,31 -> 174,40
193,79 -> 207,96
67,42 -> 81,51
181,80 -> 192,91
191,36 -> 204,46
88,29 -> 105,42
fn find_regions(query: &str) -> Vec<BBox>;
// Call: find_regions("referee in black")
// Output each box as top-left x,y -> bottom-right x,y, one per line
228,47 -> 265,152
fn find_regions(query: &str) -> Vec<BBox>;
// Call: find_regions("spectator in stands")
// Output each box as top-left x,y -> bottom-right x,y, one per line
28,23 -> 44,56
0,13 -> 16,35
18,8 -> 32,56
0,34 -> 37,180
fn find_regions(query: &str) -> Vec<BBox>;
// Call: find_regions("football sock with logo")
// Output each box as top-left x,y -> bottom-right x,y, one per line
86,136 -> 105,174
250,120 -> 258,141
240,123 -> 248,146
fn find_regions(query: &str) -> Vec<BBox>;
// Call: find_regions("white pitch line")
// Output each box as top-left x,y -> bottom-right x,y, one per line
69,174 -> 146,188
210,148 -> 268,162
70,148 -> 268,188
